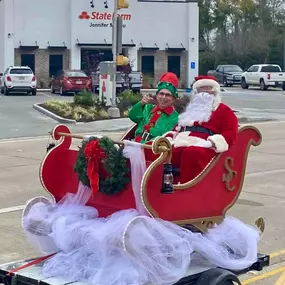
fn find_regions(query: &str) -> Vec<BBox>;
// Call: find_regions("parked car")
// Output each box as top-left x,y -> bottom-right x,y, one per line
0,66 -> 37,95
50,70 -> 92,95
208,65 -> 243,87
241,64 -> 285,90
91,71 -> 143,93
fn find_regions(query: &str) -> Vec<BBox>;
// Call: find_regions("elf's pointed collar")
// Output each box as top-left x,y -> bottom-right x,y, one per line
152,105 -> 175,116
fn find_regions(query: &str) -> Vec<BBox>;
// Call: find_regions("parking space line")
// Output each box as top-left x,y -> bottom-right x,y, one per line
271,250 -> 285,259
242,266 -> 285,284
39,92 -> 51,97
275,270 -> 285,285
0,205 -> 25,214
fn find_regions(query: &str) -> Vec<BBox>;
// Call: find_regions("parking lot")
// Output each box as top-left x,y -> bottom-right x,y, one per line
0,86 -> 284,139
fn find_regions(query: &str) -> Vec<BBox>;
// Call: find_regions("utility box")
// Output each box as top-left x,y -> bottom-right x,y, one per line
99,61 -> 114,106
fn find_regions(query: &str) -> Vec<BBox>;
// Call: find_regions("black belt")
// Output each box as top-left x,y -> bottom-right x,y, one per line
180,126 -> 215,136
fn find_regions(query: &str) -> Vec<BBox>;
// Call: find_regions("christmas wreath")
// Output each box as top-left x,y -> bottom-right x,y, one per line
74,136 -> 130,195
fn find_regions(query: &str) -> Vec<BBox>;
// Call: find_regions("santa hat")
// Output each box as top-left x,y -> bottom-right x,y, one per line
157,72 -> 179,98
192,75 -> 220,95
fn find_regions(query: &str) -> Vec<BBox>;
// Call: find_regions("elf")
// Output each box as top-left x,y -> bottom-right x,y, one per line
128,72 -> 180,144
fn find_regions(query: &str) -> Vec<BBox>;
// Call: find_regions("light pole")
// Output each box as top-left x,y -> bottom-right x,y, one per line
283,31 -> 285,71
107,0 -> 120,118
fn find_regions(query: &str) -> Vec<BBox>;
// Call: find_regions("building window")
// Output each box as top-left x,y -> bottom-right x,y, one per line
49,55 -> 63,77
167,56 -> 181,78
141,56 -> 154,77
21,54 -> 35,73
81,49 -> 113,75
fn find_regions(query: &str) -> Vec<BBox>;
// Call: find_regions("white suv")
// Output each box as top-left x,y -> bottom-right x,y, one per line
0,66 -> 37,95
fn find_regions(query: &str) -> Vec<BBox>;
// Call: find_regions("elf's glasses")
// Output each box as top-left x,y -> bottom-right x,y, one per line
158,91 -> 172,97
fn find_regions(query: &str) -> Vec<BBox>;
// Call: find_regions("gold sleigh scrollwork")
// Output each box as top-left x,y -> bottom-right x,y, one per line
222,157 -> 238,191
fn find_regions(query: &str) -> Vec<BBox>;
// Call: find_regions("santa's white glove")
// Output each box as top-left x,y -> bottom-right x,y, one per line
193,140 -> 213,148
83,134 -> 103,141
165,136 -> 174,143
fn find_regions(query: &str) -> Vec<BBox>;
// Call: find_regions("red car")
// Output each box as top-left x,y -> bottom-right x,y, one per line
51,69 -> 92,95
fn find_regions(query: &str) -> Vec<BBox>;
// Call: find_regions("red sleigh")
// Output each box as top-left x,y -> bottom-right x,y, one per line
40,123 -> 262,232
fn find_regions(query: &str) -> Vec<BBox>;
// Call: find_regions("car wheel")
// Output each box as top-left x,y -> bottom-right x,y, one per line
0,87 -> 3,94
59,86 -> 65,96
282,85 -> 285,91
241,78 -> 248,89
260,79 -> 268,91
4,85 -> 9,95
223,78 -> 228,87
32,89 -> 37,96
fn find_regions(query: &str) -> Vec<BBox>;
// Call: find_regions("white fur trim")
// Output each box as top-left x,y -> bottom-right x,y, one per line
165,137 -> 173,143
207,134 -> 228,153
177,119 -> 194,128
175,125 -> 182,132
172,132 -> 207,148
212,93 -> 221,110
193,79 -> 220,92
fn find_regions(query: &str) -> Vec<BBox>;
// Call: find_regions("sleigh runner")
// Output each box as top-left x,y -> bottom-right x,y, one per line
0,123 -> 270,285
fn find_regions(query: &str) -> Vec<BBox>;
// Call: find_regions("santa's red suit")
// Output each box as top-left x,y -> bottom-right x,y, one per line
164,76 -> 238,183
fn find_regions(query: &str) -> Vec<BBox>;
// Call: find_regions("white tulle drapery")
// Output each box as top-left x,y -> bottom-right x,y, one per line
22,142 -> 261,285
122,140 -> 149,216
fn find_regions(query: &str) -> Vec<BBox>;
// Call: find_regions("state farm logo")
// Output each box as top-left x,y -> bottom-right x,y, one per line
78,11 -> 131,20
79,11 -> 90,19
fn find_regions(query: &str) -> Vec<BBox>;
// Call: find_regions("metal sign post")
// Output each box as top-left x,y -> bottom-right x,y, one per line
108,0 -> 120,118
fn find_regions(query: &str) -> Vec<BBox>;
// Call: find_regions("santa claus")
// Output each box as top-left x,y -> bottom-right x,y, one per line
165,75 -> 238,183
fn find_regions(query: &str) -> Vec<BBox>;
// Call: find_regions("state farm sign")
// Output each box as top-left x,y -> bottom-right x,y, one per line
79,11 -> 132,28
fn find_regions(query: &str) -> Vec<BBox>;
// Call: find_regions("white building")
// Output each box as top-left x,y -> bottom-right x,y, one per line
0,0 -> 199,88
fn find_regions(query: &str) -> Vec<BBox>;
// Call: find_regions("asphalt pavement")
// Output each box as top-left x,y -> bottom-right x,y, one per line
0,87 -> 284,139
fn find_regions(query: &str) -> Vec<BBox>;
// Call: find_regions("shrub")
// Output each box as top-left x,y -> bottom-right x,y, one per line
74,90 -> 95,107
142,73 -> 154,89
94,94 -> 107,110
174,94 -> 190,113
117,90 -> 141,108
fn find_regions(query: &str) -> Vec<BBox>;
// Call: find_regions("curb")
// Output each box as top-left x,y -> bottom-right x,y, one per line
237,116 -> 276,123
33,103 -> 76,124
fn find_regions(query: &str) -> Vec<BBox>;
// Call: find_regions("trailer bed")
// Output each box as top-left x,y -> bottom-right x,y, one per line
0,253 -> 269,285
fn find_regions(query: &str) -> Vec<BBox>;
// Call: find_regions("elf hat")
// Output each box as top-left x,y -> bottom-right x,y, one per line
193,75 -> 220,95
157,72 -> 179,98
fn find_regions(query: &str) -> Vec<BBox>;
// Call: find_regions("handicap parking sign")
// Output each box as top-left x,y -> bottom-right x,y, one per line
190,62 -> 195,69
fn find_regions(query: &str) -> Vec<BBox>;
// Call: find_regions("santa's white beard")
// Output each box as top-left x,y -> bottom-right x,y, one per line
178,92 -> 215,128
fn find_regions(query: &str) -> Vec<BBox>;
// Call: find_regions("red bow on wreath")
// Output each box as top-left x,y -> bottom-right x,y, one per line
84,140 -> 106,195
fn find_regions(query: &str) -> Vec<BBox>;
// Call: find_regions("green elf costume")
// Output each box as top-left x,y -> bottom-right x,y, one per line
129,72 -> 179,144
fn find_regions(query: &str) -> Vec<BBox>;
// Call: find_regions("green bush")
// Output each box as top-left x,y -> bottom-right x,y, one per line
73,90 -> 95,107
117,90 -> 141,107
94,94 -> 107,110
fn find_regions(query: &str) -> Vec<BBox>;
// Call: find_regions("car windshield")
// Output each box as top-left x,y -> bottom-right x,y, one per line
223,66 -> 242,72
65,71 -> 87,77
10,69 -> 33,74
261,66 -> 281,72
